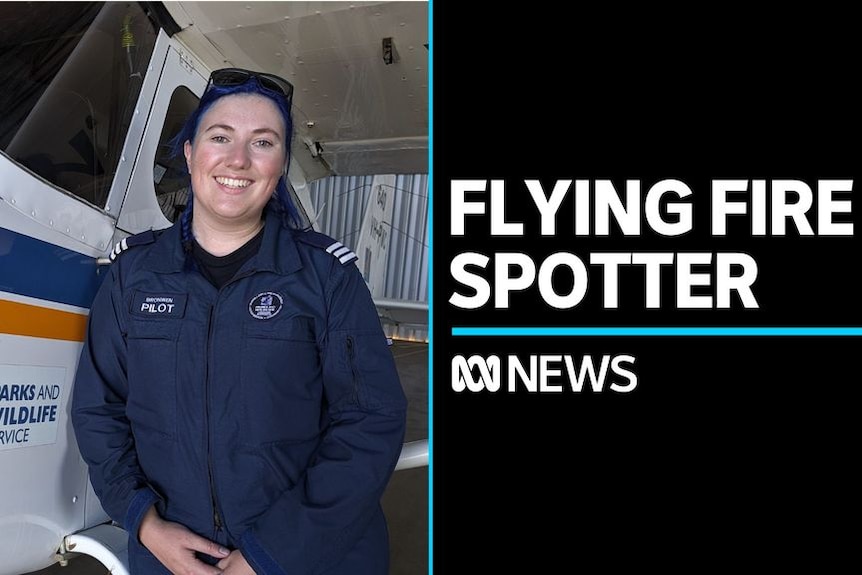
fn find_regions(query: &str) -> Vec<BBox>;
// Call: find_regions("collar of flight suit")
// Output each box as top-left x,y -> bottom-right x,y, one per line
141,209 -> 303,276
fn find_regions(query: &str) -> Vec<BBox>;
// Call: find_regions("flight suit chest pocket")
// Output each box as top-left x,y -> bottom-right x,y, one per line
240,316 -> 322,444
126,320 -> 181,440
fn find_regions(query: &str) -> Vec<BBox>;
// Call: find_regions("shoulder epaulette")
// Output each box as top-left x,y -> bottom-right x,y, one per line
296,230 -> 358,265
109,229 -> 158,262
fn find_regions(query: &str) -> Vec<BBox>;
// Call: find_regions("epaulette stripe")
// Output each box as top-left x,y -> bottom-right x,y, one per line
108,233 -> 154,262
302,235 -> 356,265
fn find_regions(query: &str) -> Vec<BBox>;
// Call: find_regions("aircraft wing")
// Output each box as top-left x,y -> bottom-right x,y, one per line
374,297 -> 428,329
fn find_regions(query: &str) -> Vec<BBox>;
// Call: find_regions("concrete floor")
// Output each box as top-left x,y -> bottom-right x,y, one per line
24,340 -> 428,575
381,341 -> 429,575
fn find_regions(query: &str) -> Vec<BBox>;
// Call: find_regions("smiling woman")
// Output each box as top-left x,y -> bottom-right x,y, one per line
184,94 -> 287,255
71,69 -> 408,575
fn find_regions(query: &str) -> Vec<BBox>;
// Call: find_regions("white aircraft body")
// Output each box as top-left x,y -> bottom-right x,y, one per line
0,2 -> 428,573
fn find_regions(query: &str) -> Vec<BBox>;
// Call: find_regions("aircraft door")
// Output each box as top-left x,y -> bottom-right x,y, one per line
117,43 -> 207,234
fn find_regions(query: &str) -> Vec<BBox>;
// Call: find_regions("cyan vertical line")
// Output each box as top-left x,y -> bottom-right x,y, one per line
427,2 -> 434,573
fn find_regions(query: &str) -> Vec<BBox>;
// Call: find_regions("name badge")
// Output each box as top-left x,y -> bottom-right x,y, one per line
131,292 -> 187,318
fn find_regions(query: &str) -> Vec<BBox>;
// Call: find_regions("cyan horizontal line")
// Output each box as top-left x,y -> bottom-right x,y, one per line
451,327 -> 862,336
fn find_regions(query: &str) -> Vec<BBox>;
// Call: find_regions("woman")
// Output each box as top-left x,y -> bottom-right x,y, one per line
72,68 -> 407,575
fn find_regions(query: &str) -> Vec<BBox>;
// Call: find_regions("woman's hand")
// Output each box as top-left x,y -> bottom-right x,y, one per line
139,505 -> 230,575
217,550 -> 257,574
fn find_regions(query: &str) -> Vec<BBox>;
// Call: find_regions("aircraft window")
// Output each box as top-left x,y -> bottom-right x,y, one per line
0,2 -> 157,209
154,86 -> 200,223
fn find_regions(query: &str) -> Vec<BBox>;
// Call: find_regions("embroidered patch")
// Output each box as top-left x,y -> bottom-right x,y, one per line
249,292 -> 284,320
130,292 -> 188,318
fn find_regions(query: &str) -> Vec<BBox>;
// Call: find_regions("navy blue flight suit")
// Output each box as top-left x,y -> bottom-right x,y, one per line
72,210 -> 407,574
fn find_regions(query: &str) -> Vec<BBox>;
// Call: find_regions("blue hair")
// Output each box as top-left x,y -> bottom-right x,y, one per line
168,76 -> 301,252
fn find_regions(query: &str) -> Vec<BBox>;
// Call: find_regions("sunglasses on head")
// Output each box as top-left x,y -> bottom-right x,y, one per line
207,68 -> 294,104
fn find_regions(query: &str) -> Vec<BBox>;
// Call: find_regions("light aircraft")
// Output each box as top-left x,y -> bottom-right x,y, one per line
0,2 -> 428,573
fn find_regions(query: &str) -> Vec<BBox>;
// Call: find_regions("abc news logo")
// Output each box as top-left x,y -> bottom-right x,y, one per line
451,354 -> 637,393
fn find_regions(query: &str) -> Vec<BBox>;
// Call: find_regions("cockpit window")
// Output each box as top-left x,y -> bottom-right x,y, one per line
153,86 -> 199,223
0,2 -> 157,209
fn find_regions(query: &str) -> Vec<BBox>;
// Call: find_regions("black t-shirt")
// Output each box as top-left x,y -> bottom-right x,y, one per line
193,226 -> 265,289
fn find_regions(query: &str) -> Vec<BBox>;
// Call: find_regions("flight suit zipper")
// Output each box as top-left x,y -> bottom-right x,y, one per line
205,304 -> 224,534
346,335 -> 359,403
204,271 -> 257,537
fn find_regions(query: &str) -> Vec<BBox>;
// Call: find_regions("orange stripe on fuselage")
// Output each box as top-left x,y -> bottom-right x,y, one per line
0,299 -> 88,342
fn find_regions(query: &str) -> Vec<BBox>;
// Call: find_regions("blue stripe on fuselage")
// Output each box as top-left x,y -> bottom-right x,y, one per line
0,226 -> 104,309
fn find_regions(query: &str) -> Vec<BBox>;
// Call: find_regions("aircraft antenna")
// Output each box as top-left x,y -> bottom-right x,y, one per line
121,14 -> 141,79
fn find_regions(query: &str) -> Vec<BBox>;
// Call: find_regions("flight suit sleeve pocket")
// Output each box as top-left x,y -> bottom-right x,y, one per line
327,329 -> 406,414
